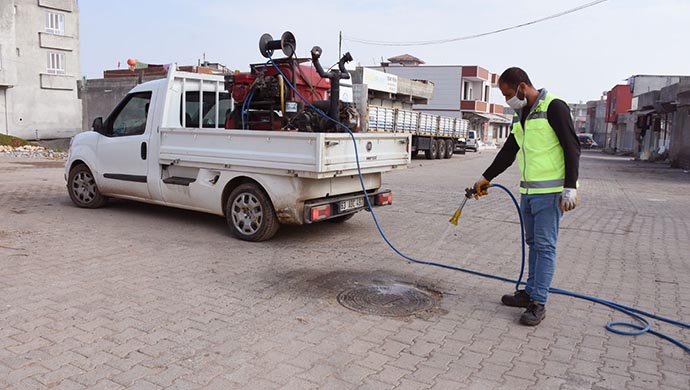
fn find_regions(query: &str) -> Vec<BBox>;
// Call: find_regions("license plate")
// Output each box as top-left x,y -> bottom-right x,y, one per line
339,197 -> 364,212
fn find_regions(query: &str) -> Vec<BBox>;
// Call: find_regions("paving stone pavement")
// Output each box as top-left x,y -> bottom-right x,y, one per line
0,150 -> 688,389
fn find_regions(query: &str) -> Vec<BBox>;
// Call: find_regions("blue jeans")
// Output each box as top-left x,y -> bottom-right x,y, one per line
521,192 -> 562,304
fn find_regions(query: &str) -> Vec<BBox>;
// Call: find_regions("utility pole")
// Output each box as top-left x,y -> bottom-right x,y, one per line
338,31 -> 342,59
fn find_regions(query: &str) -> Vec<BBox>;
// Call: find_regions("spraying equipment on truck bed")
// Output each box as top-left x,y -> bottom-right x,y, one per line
224,31 -> 359,133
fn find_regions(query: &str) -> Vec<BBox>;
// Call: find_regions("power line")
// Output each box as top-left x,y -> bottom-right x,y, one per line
343,0 -> 609,47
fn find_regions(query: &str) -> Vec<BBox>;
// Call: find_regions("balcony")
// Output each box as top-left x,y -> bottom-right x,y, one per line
40,73 -> 75,90
461,66 -> 490,82
489,104 -> 504,114
38,0 -> 73,12
39,33 -> 76,51
461,100 -> 488,113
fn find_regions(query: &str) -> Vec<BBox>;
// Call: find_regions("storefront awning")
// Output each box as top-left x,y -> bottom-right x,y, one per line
470,112 -> 512,124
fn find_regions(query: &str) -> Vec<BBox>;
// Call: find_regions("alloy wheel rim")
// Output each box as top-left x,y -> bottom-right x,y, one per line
72,171 -> 97,203
231,192 -> 263,235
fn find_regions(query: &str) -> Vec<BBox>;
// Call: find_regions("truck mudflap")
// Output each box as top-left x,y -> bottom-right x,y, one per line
303,189 -> 393,224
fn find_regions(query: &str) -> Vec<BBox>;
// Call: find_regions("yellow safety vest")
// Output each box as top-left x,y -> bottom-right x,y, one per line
511,90 -> 568,195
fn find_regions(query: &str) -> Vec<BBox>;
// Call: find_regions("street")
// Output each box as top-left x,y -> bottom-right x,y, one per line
1,150 -> 689,389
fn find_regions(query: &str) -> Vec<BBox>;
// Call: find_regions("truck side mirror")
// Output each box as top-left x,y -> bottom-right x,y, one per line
92,117 -> 103,132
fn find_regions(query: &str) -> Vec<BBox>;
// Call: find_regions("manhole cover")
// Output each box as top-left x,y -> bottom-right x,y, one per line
337,284 -> 436,317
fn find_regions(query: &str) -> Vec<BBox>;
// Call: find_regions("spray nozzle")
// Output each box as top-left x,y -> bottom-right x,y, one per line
449,185 -> 485,225
449,208 -> 462,225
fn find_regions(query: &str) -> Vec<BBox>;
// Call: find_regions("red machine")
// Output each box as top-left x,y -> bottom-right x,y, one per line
224,32 -> 358,133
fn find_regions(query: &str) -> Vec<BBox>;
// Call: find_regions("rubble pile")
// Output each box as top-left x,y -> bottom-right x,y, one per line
0,144 -> 68,160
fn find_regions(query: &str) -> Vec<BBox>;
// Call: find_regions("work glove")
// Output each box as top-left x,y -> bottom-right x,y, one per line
560,188 -> 578,212
473,176 -> 491,200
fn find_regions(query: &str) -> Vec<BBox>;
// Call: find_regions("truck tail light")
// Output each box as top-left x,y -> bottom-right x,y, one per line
376,192 -> 393,206
310,204 -> 332,221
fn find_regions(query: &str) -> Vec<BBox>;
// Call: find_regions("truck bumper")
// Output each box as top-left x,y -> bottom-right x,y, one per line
302,189 -> 393,224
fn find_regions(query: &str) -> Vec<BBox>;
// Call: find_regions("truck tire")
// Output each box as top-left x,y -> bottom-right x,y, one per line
425,139 -> 438,159
410,150 -> 419,159
226,183 -> 280,242
436,139 -> 445,159
456,141 -> 467,154
67,164 -> 107,208
445,139 -> 454,158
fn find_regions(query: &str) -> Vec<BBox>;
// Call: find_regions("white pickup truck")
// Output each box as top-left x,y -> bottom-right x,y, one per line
66,69 -> 409,241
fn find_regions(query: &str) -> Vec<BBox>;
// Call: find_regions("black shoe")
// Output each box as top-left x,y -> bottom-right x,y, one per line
501,290 -> 531,308
520,301 -> 546,326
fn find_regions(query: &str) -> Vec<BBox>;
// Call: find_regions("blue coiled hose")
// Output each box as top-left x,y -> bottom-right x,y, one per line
266,56 -> 690,354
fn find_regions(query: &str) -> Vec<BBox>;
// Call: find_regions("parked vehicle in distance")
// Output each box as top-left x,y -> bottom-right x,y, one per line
577,133 -> 598,149
466,130 -> 479,151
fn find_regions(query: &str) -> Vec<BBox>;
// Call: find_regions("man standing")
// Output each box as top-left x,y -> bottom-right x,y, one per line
474,67 -> 580,326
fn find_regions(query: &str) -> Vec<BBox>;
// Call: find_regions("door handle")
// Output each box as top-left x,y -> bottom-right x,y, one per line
141,142 -> 147,160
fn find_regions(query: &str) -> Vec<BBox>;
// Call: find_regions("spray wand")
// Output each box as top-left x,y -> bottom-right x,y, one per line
449,186 -> 478,225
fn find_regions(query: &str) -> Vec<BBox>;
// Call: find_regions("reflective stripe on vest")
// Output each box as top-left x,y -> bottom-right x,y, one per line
511,90 -> 566,195
520,179 -> 565,189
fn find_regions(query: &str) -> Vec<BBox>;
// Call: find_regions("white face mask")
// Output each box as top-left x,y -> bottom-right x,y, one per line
506,85 -> 527,110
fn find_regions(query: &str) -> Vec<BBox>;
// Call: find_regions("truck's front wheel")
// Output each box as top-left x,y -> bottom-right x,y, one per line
226,183 -> 280,242
67,164 -> 107,209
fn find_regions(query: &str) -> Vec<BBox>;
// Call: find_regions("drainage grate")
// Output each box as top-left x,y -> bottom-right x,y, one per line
337,284 -> 436,317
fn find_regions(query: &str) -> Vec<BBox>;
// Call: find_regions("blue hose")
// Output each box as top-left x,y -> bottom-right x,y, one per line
266,56 -> 690,354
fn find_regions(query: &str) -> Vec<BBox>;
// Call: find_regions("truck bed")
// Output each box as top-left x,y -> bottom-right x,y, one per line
158,128 -> 410,179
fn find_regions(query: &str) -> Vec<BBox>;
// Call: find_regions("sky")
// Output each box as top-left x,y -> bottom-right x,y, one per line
79,0 -> 690,104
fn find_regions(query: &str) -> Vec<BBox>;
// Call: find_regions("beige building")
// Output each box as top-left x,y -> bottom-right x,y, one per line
0,0 -> 81,139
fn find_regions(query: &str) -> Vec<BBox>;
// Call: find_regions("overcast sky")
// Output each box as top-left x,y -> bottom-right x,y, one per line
79,0 -> 690,103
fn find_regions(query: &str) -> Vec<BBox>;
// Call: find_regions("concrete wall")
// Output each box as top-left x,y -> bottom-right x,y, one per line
1,0 -> 81,139
631,75 -> 682,97
614,113 -> 636,154
79,76 -> 164,132
670,82 -> 690,169
586,99 -> 607,146
0,2 -> 18,88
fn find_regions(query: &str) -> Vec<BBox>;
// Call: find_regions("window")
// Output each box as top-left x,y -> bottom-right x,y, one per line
45,11 -> 65,35
47,51 -> 65,75
180,91 -> 232,128
105,92 -> 152,137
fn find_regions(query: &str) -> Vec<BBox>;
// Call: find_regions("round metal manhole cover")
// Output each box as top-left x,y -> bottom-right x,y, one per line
337,284 -> 436,317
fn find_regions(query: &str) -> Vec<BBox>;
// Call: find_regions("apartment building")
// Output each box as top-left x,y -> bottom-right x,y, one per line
370,57 -> 511,146
0,0 -> 81,139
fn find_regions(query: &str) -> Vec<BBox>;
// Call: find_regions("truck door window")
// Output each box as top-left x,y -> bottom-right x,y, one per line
181,91 -> 232,128
105,92 -> 152,137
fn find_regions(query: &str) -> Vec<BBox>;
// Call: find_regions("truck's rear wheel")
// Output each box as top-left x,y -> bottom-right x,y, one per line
436,139 -> 445,159
226,183 -> 279,242
410,150 -> 418,159
425,139 -> 437,159
67,164 -> 107,208
445,139 -> 454,158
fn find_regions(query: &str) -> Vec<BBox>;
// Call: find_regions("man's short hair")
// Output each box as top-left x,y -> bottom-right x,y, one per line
498,67 -> 533,90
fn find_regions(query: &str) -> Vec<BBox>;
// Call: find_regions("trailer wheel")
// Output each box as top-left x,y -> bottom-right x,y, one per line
436,139 -> 445,159
425,139 -> 438,159
226,183 -> 279,242
445,139 -> 454,158
67,164 -> 107,209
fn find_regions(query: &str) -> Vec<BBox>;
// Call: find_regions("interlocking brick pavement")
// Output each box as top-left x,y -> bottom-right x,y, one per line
1,151 -> 689,389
